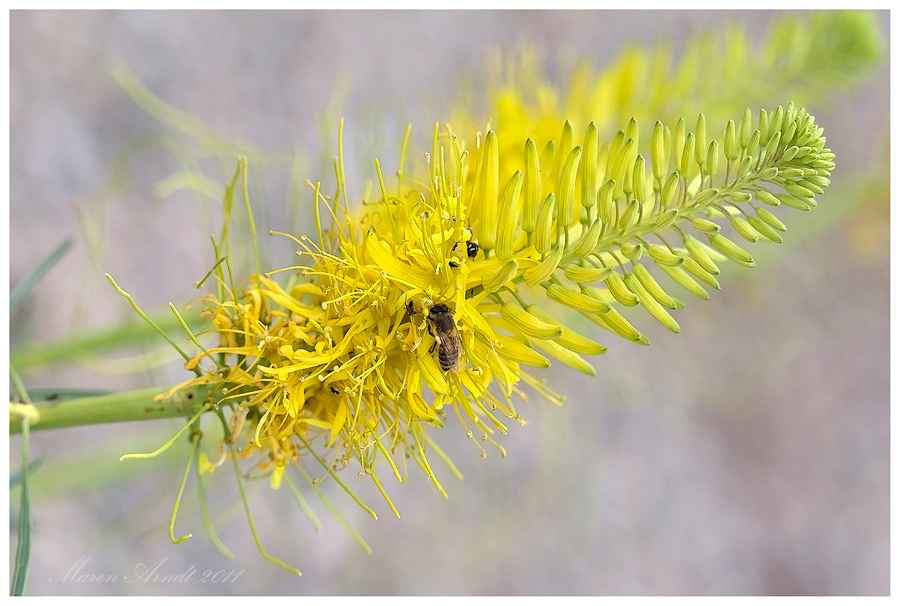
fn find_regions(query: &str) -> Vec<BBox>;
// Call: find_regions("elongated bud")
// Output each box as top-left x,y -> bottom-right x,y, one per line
679,253 -> 721,289
478,130 -> 499,252
653,208 -> 680,230
694,187 -> 719,206
581,122 -> 599,210
673,118 -> 685,164
632,155 -> 647,203
534,339 -> 597,376
624,272 -> 680,333
705,140 -> 719,176
556,146 -> 583,228
677,253 -> 720,289
541,140 -> 556,172
574,218 -> 603,258
481,258 -> 519,293
692,217 -> 720,234
546,283 -> 610,314
739,108 -> 752,147
684,235 -> 720,274
659,264 -> 709,300
524,244 -> 563,286
680,132 -> 695,176
695,114 -> 707,166
564,264 -> 613,284
500,302 -> 563,339
611,138 -> 634,200
523,138 -> 541,234
618,199 -> 640,231
496,170 -> 523,260
648,244 -> 684,267
597,179 -> 616,224
730,215 -> 759,243
709,233 -> 755,267
746,129 -> 761,159
776,192 -> 813,210
724,120 -> 737,161
586,306 -> 648,344
534,193 -> 557,255
494,334 -> 551,368
747,215 -> 783,243
632,263 -> 680,309
555,120 -> 574,180
765,131 -> 782,158
526,304 -> 608,355
604,270 -> 640,306
755,207 -> 786,231
754,189 -> 780,206
651,120 -> 667,181
661,171 -> 679,208
620,241 -> 643,261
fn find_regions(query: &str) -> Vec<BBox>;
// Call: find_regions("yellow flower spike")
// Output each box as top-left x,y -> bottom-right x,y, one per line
534,339 -> 596,376
631,263 -> 682,309
659,264 -> 710,300
603,269 -> 641,307
555,145 -> 583,230
581,122 -> 599,212
684,234 -> 721,274
523,138 -> 541,234
496,170 -> 523,261
708,233 -> 756,267
624,272 -> 681,333
476,130 -> 500,254
534,193 -> 557,255
499,302 -> 563,339
525,304 -> 608,355
564,263 -> 613,284
523,244 -> 563,287
545,283 -> 611,315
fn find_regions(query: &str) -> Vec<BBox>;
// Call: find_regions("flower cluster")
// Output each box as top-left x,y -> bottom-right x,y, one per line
167,98 -> 833,519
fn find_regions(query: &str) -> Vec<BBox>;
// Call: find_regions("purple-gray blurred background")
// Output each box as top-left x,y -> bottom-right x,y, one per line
9,11 -> 889,595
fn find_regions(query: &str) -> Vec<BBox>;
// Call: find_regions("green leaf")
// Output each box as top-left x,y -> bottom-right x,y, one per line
10,238 -> 74,313
10,418 -> 33,596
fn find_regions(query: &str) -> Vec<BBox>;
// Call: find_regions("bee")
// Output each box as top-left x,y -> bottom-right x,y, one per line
426,303 -> 462,372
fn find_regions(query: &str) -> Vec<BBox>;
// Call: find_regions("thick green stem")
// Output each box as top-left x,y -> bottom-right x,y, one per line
9,384 -> 215,434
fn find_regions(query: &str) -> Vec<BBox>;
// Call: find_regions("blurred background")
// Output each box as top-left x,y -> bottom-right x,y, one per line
9,10 -> 889,595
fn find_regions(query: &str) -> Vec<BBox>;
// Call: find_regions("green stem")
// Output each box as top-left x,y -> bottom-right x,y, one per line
9,384 -> 214,434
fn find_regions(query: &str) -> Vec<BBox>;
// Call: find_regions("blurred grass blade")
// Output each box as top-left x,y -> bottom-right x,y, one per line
11,417 -> 33,596
10,238 -> 74,313
9,457 -> 43,488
